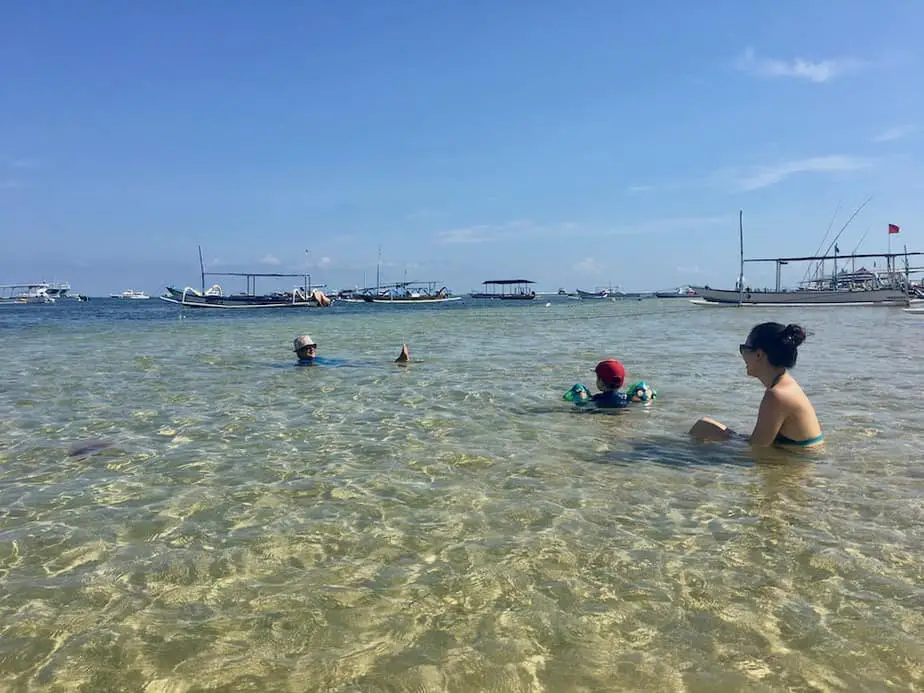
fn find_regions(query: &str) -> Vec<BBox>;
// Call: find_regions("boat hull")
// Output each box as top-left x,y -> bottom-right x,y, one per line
692,286 -> 910,306
655,291 -> 698,299
469,293 -> 536,300
576,289 -> 610,299
0,296 -> 55,305
361,296 -> 461,304
161,286 -> 331,309
160,295 -> 326,309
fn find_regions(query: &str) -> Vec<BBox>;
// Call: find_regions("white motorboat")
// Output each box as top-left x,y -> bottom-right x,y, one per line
0,283 -> 56,304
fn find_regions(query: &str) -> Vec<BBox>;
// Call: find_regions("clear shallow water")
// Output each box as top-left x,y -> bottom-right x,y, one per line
1,299 -> 921,692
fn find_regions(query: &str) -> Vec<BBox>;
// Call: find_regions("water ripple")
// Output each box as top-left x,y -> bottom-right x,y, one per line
0,300 -> 921,691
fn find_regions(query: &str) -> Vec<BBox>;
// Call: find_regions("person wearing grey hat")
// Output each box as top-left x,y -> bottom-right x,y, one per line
293,335 -> 317,363
293,335 -> 410,365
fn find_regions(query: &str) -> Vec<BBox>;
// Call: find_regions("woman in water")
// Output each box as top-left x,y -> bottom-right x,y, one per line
690,322 -> 824,448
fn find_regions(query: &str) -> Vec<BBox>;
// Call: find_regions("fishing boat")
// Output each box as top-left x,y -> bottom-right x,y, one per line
340,248 -> 458,303
357,282 -> 460,304
692,210 -> 919,307
576,288 -> 611,299
470,279 -> 537,300
110,290 -> 150,299
0,283 -> 56,304
655,286 -> 698,298
160,247 -> 333,309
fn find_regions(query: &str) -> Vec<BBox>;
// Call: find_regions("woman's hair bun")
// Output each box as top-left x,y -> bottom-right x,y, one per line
781,324 -> 806,347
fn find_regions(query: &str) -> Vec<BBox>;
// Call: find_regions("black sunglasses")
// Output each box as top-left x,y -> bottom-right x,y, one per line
738,343 -> 755,354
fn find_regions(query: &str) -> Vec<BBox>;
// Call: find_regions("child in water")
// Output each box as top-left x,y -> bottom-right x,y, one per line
565,359 -> 656,409
565,359 -> 630,408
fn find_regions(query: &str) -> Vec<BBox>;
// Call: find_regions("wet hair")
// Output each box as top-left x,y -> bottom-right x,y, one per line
746,322 -> 806,368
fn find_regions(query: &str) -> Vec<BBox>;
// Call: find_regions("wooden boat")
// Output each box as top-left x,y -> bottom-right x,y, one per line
470,279 -> 537,300
576,288 -> 611,299
360,282 -> 460,304
161,284 -> 331,309
160,247 -> 333,309
692,210 -> 919,307
655,287 -> 698,298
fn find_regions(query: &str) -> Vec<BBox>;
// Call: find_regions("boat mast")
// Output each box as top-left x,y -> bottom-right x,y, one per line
833,246 -> 838,290
198,245 -> 206,294
376,246 -> 381,294
737,210 -> 744,306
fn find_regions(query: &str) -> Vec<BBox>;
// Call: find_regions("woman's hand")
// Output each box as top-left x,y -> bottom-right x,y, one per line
689,417 -> 733,441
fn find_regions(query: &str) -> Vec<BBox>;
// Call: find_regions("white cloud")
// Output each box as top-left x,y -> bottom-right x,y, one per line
716,155 -> 871,192
603,216 -> 727,236
735,47 -> 867,83
436,220 -> 551,244
317,256 -> 332,269
406,208 -> 434,220
437,225 -> 496,244
872,125 -> 916,143
259,254 -> 281,265
8,158 -> 41,170
437,217 -> 725,244
573,257 -> 603,274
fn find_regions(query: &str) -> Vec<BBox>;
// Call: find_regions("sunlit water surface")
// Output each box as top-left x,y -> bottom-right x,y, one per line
1,299 -> 921,692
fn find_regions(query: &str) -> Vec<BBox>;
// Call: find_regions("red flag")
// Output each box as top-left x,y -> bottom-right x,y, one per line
888,223 -> 900,234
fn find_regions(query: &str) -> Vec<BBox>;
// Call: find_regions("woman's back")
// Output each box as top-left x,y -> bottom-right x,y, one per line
770,375 -> 823,446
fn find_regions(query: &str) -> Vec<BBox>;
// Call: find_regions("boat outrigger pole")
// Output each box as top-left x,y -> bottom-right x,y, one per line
738,210 -> 744,307
198,245 -> 206,294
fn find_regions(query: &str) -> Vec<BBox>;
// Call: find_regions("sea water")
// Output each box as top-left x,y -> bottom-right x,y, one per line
0,298 -> 921,692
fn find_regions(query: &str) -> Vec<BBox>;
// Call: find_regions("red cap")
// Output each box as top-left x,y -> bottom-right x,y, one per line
594,359 -> 625,387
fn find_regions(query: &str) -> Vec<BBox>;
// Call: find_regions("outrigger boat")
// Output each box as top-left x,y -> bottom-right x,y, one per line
470,279 -> 537,300
160,247 -> 333,309
692,211 -> 920,307
576,288 -> 611,299
355,281 -> 460,304
655,286 -> 698,298
339,248 -> 459,304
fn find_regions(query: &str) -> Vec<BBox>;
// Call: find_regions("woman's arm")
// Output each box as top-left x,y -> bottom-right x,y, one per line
689,417 -> 733,441
748,389 -> 788,447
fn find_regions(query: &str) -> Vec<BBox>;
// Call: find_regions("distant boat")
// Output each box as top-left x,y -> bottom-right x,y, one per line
159,246 -> 334,309
655,287 -> 698,298
692,210 -> 919,307
576,288 -> 612,299
162,284 -> 332,308
47,282 -> 88,301
48,282 -> 90,301
46,282 -> 71,298
110,290 -> 150,299
354,282 -> 461,304
0,283 -> 55,304
470,279 -> 537,300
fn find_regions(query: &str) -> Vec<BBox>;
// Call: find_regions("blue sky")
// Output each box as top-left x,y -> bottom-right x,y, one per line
1,1 -> 921,295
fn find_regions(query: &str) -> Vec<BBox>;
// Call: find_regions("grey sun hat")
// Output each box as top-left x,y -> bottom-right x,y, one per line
293,335 -> 317,351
